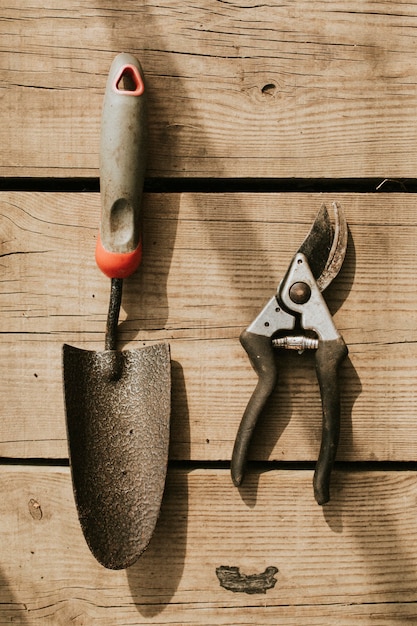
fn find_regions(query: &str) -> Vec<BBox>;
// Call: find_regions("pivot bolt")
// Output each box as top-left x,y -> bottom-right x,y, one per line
289,281 -> 311,304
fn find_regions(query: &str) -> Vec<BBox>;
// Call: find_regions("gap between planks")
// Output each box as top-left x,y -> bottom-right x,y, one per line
0,177 -> 416,193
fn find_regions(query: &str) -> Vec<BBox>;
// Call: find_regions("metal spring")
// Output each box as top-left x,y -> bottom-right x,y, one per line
272,335 -> 319,351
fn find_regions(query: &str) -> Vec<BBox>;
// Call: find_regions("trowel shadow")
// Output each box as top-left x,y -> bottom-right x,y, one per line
0,568 -> 29,624
126,360 -> 190,617
114,193 -> 181,349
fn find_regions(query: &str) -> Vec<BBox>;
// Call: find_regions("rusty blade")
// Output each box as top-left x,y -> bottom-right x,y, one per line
316,202 -> 348,292
297,204 -> 333,282
297,203 -> 347,292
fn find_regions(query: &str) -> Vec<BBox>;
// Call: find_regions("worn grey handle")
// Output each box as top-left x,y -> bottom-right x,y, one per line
96,53 -> 147,278
313,337 -> 348,505
231,331 -> 278,486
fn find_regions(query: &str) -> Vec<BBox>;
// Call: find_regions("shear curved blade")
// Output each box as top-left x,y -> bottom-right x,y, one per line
297,202 -> 348,291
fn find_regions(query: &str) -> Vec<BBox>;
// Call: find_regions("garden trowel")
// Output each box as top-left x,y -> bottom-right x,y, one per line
63,53 -> 171,569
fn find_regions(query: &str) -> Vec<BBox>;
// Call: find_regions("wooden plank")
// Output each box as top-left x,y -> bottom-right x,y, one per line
1,466 -> 417,624
1,2 -> 417,177
1,192 -> 416,460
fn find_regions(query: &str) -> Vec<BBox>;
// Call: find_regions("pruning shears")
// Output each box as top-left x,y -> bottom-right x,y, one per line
231,203 -> 348,505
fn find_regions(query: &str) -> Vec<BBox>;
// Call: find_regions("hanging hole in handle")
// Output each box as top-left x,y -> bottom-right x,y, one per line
113,64 -> 145,96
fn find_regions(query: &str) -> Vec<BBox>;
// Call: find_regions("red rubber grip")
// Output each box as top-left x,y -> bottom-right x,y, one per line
95,233 -> 142,279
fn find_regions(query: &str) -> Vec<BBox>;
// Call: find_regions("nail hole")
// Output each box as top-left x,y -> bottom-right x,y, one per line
261,83 -> 276,96
264,321 -> 270,327
28,498 -> 42,520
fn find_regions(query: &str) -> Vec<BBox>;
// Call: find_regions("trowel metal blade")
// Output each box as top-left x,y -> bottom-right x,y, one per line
63,342 -> 171,570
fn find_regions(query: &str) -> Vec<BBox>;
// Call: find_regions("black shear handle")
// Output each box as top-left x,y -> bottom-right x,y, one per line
313,337 -> 348,505
231,330 -> 277,487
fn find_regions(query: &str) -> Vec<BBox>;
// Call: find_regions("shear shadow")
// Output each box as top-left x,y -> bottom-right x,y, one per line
236,356 -> 294,509
325,227 -> 356,316
321,354 -> 362,532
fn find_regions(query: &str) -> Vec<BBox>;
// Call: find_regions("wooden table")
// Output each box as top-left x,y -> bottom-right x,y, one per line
1,3 -> 417,624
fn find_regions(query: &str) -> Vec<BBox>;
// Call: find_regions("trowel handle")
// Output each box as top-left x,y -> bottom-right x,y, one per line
96,53 -> 147,279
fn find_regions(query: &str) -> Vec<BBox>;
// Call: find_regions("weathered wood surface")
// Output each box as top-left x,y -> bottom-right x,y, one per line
1,191 -> 416,460
1,1 -> 417,177
0,466 -> 416,625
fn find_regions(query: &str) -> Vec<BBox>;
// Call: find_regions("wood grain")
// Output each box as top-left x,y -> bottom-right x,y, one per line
1,191 -> 416,461
2,1 -> 417,177
0,466 -> 417,625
